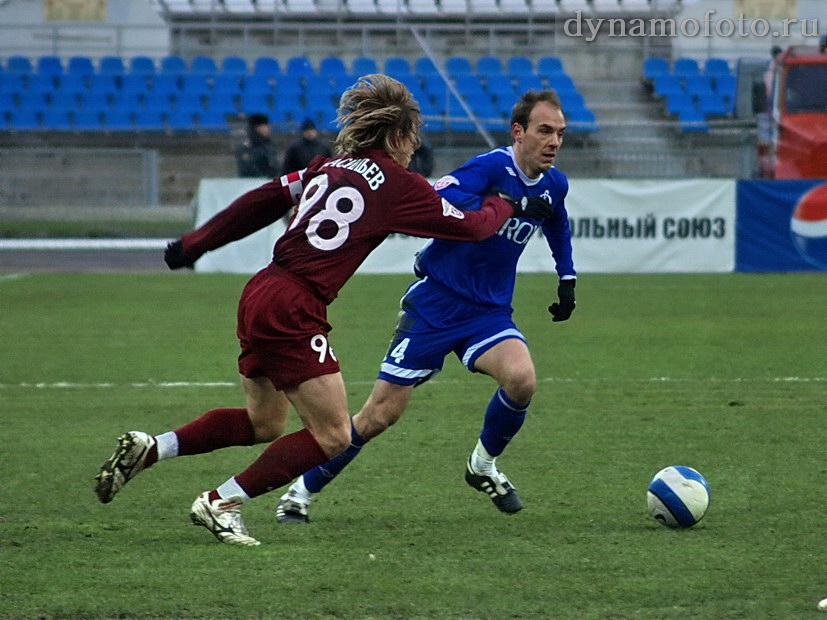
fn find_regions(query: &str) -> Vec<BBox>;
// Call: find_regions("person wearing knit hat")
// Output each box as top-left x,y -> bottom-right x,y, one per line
282,117 -> 332,175
235,113 -> 279,178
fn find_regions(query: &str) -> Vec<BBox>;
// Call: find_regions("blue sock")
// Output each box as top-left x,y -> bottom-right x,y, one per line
479,388 -> 528,457
302,419 -> 367,494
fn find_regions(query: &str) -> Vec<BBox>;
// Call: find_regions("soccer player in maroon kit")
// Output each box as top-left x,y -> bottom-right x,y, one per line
94,74 -> 555,546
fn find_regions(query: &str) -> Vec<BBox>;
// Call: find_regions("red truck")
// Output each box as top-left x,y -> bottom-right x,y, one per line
757,45 -> 827,179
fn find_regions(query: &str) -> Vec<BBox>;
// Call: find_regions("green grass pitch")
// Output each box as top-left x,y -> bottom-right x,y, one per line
1,271 -> 824,619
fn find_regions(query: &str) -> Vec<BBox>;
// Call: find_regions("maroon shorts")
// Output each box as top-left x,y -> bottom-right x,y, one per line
236,266 -> 340,391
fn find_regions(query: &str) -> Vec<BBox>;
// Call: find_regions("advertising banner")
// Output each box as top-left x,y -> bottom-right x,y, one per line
522,179 -> 736,273
736,180 -> 827,272
194,178 -> 737,274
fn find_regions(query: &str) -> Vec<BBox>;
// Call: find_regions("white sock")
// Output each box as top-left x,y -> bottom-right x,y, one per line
284,476 -> 313,503
470,439 -> 496,475
155,431 -> 179,462
216,477 -> 251,504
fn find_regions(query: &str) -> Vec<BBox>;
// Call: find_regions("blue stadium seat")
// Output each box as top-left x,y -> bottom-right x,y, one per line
414,57 -> 439,77
240,92 -> 273,114
684,75 -> 715,97
678,108 -> 709,132
103,109 -> 135,130
175,92 -> 204,111
17,92 -> 49,112
243,75 -> 274,95
319,57 -> 348,77
160,56 -> 187,75
0,92 -> 16,114
666,91 -> 694,116
88,74 -> 119,97
57,74 -> 88,96
653,74 -> 682,98
68,56 -> 95,76
221,56 -> 248,75
517,74 -> 544,93
50,91 -> 82,110
487,79 -> 518,102
567,107 -> 599,133
507,56 -> 533,77
191,56 -> 218,75
181,74 -> 211,95
559,90 -> 585,110
704,57 -> 730,77
129,56 -> 156,75
331,73 -> 358,95
642,57 -> 670,81
286,56 -> 314,77
351,57 -> 378,76
673,57 -> 700,79
42,109 -> 72,129
454,74 -> 486,97
305,74 -> 334,95
421,74 -> 448,101
445,56 -> 473,77
547,73 -> 576,93
83,91 -> 111,112
134,109 -> 165,130
26,74 -> 56,95
121,75 -> 150,95
204,92 -> 238,115
73,109 -> 103,129
274,77 -> 303,98
37,56 -> 64,76
272,95 -> 303,123
696,91 -> 728,116
198,109 -> 230,131
9,109 -> 41,129
476,56 -> 504,78
213,73 -> 243,95
0,73 -> 25,94
713,74 -> 737,102
253,57 -> 282,78
99,56 -> 126,75
143,92 -> 174,111
109,92 -> 143,113
167,109 -> 197,129
6,56 -> 33,74
385,57 -> 413,77
538,56 -> 564,77
150,74 -> 180,96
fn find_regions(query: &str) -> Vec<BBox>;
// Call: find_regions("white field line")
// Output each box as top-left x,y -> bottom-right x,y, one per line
0,239 -> 167,250
0,377 -> 823,389
0,272 -> 29,282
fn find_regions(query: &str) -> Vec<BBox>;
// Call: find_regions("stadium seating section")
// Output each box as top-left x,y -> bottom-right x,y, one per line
0,54 -> 598,133
643,56 -> 736,133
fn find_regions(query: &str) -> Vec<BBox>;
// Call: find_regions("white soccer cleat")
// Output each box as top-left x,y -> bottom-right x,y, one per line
276,489 -> 311,524
190,492 -> 261,547
94,431 -> 155,504
464,458 -> 524,514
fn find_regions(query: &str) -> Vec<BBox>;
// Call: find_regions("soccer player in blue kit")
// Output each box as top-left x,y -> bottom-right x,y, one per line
277,89 -> 577,522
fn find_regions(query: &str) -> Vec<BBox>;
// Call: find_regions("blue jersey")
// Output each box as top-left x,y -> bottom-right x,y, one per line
414,145 -> 575,313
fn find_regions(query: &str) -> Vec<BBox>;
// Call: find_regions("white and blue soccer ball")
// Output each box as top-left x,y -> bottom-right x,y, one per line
647,466 -> 710,529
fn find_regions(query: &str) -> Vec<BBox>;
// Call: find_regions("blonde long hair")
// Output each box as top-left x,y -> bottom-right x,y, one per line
335,74 -> 422,160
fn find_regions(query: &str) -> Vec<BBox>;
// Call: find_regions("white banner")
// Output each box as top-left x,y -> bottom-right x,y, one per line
193,178 -> 736,274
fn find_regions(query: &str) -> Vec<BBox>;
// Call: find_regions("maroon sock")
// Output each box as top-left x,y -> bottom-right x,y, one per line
173,408 -> 256,456
235,428 -> 327,499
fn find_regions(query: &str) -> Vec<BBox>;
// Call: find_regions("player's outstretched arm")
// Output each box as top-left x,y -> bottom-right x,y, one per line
164,173 -> 304,270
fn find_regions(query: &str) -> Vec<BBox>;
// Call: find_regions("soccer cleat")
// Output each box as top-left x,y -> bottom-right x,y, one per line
275,494 -> 310,524
189,492 -> 261,546
94,431 -> 156,504
464,458 -> 524,514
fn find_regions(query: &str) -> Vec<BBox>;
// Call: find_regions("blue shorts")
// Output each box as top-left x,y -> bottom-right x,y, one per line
377,280 -> 525,386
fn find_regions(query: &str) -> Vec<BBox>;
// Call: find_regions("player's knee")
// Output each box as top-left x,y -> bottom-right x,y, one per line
501,370 -> 536,405
315,423 -> 351,458
250,416 -> 285,443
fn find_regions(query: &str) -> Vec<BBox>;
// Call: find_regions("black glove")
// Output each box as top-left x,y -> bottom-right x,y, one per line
507,195 -> 555,221
548,279 -> 576,322
164,239 -> 194,270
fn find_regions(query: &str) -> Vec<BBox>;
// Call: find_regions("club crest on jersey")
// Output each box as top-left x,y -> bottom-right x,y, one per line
434,175 -> 459,191
441,198 -> 465,219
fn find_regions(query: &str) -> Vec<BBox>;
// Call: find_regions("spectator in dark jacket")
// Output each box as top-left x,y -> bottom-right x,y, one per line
236,113 -> 279,178
408,136 -> 434,177
281,118 -> 333,174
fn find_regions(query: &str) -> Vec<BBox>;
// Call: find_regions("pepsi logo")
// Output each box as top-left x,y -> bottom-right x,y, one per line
790,183 -> 827,270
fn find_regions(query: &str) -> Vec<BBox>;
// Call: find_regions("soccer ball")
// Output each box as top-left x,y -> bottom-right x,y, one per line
647,465 -> 710,529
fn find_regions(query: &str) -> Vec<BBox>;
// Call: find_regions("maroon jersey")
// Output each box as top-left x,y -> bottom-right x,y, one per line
181,148 -> 513,303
